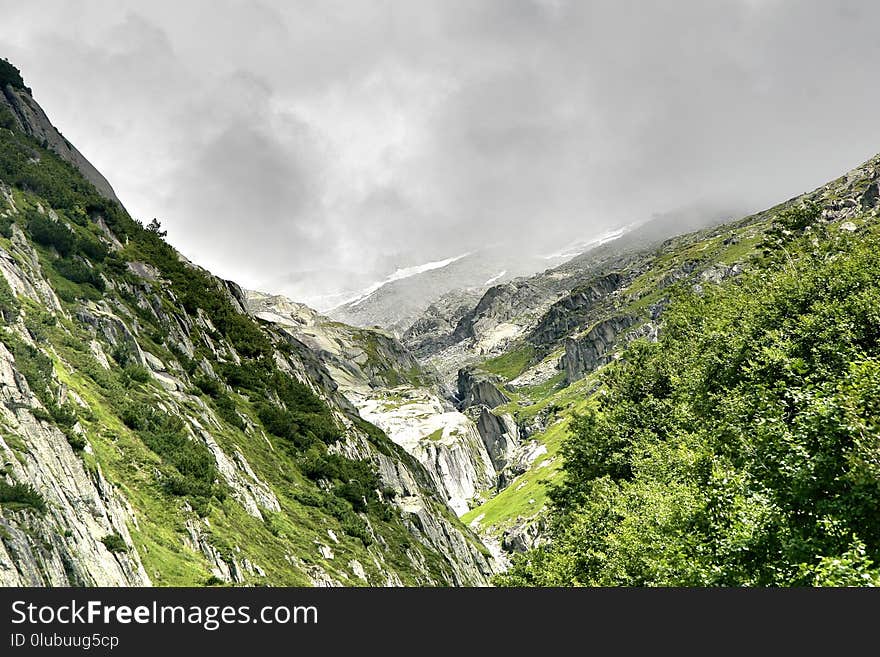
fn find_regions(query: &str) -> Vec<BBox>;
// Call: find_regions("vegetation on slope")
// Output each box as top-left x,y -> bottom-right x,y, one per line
0,83 -> 482,585
499,208 -> 880,585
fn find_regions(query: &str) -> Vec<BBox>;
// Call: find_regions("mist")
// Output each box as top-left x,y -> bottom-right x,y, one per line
2,0 -> 880,307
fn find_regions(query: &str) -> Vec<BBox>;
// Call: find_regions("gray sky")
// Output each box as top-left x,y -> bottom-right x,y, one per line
2,0 -> 880,308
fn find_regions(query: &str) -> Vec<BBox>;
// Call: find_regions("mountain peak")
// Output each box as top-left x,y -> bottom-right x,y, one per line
0,57 -> 120,205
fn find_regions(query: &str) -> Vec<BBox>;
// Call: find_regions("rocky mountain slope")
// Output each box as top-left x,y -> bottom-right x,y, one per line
247,291 -> 546,532
448,152 -> 880,554
4,56 -> 878,585
0,61 -> 498,586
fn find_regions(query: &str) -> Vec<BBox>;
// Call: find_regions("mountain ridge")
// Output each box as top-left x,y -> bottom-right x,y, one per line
0,61 -> 498,586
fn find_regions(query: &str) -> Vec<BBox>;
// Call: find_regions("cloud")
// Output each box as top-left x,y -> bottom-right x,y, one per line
2,0 -> 880,306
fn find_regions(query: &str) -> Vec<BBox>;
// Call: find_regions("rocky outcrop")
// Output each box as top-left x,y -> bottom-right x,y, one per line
501,515 -> 548,554
0,342 -> 150,586
412,423 -> 497,517
249,291 -> 435,391
0,83 -> 120,204
453,282 -> 537,342
527,272 -> 625,348
475,407 -> 520,473
401,291 -> 484,359
861,180 -> 879,210
456,368 -> 510,410
352,388 -> 496,517
562,315 -> 637,383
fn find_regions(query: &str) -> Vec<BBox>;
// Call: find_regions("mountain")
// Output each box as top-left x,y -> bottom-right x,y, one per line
498,169 -> 880,585
443,150 -> 880,565
3,55 -> 880,587
247,291 -> 542,544
0,61 -> 497,586
0,59 -> 120,205
326,242 -> 610,333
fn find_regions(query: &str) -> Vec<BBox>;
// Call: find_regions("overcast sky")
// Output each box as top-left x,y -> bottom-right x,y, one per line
2,0 -> 880,307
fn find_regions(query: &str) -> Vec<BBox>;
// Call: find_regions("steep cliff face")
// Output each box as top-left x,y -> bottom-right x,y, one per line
246,293 -> 501,519
561,315 -> 637,384
456,368 -> 510,410
527,272 -> 627,350
0,62 -> 499,586
0,79 -> 120,205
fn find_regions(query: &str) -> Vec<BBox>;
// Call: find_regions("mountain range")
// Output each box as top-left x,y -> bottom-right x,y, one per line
1,58 -> 878,586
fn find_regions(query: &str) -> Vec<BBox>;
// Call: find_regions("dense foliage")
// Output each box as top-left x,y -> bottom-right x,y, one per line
499,218 -> 880,586
0,58 -> 29,92
0,106 -> 386,536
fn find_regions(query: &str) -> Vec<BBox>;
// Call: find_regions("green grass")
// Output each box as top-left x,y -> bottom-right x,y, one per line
514,371 -> 566,403
716,231 -> 764,265
424,428 -> 444,442
480,343 -> 535,381
463,376 -> 596,535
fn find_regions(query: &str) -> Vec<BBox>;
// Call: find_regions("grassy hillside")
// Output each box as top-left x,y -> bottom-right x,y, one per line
465,158 -> 880,575
0,92 -> 489,586
490,189 -> 880,585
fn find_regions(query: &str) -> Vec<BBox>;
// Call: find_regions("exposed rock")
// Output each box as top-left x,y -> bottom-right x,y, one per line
527,272 -> 625,348
562,315 -> 637,383
0,342 -> 150,586
475,408 -> 521,472
126,261 -> 161,281
248,290 -> 435,391
456,368 -> 510,410
501,515 -> 548,553
0,83 -> 120,204
402,291 -> 484,359
353,387 -> 496,516
860,180 -> 879,210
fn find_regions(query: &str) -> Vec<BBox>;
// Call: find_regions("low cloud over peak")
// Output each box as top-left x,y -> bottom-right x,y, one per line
3,0 -> 880,306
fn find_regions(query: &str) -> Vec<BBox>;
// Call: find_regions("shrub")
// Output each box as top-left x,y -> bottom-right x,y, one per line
0,273 -> 19,322
28,212 -> 75,257
53,258 -> 105,291
500,228 -> 880,586
0,215 -> 13,238
77,235 -> 109,262
0,58 -> 29,92
101,533 -> 128,553
213,393 -> 245,430
120,401 -> 149,430
0,105 -> 16,131
0,481 -> 47,513
194,376 -> 221,397
66,431 -> 86,451
123,364 -> 151,384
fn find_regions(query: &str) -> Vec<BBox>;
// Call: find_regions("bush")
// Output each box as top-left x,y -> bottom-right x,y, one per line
28,212 -> 75,257
123,364 -> 151,384
0,273 -> 19,322
213,393 -> 245,430
0,481 -> 47,513
0,105 -> 16,131
0,215 -> 13,238
120,401 -> 148,430
500,228 -> 880,587
0,58 -> 29,92
117,403 -> 219,514
77,235 -> 109,262
66,431 -> 86,451
194,376 -> 221,397
53,258 -> 105,291
101,533 -> 128,553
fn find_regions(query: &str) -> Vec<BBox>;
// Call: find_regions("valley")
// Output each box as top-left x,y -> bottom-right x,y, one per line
1,56 -> 879,586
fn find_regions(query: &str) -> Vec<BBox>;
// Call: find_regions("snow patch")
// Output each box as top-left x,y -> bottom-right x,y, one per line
484,270 -> 507,286
342,252 -> 472,308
